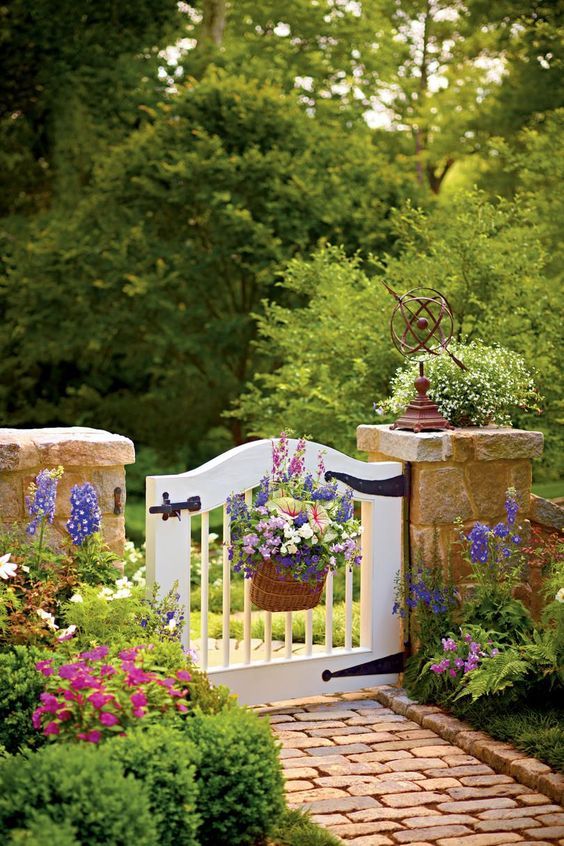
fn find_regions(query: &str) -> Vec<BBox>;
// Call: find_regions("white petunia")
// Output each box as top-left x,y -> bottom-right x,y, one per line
112,588 -> 132,600
0,553 -> 17,580
36,608 -> 58,630
69,593 -> 83,603
167,617 -> 177,630
298,524 -> 314,539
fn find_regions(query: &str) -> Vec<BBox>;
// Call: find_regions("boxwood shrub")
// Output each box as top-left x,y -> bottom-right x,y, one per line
107,725 -> 200,846
182,707 -> 285,846
0,743 -> 156,845
0,645 -> 49,754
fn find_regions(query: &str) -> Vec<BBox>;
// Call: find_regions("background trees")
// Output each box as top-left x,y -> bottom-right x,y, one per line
1,0 -> 562,483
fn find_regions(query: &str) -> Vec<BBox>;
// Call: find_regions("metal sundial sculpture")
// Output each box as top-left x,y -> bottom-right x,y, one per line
381,282 -> 466,432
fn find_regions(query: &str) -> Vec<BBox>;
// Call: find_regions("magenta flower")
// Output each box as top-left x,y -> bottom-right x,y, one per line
88,691 -> 114,709
132,707 -> 146,718
39,692 -> 60,713
35,659 -> 54,676
44,721 -> 60,736
176,669 -> 191,681
130,691 -> 147,708
81,645 -> 109,661
176,701 -> 189,713
77,730 -> 102,743
99,712 -> 120,727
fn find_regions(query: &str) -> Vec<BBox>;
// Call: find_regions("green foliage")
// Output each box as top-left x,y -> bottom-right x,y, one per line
106,725 -> 200,846
271,808 -> 343,846
463,594 -> 533,641
383,340 -> 541,427
181,707 -> 285,846
232,246 -> 398,453
0,645 -> 49,754
8,815 -> 80,846
62,583 -> 148,647
0,73 -> 405,459
73,534 -> 120,587
0,743 -> 157,844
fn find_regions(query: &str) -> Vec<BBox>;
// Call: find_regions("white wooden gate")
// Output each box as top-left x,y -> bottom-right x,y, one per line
146,439 -> 405,706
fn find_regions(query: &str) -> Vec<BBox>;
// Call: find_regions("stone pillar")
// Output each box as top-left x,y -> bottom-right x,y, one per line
0,427 -> 135,555
357,425 -> 544,581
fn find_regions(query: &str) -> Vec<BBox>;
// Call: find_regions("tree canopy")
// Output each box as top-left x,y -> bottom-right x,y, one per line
0,0 -> 562,481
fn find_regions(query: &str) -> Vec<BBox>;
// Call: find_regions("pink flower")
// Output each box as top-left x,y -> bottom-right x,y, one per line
132,707 -> 146,718
32,707 -> 45,729
88,691 -> 114,709
81,645 -> 109,661
176,701 -> 188,713
35,659 -> 54,676
118,647 -> 141,661
176,669 -> 191,682
39,692 -> 60,713
77,730 -> 102,743
130,691 -> 147,708
44,721 -> 60,736
99,663 -> 117,676
99,712 -> 120,727
57,709 -> 72,722
125,667 -> 153,686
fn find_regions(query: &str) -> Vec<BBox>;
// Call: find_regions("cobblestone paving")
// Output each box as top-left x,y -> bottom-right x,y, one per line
261,689 -> 564,846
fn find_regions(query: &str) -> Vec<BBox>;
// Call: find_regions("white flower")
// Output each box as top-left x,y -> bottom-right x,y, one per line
115,576 -> 132,589
69,593 -> 83,603
98,587 -> 114,599
57,624 -> 77,641
280,544 -> 287,555
0,553 -> 17,580
21,565 -> 30,573
286,543 -> 298,554
112,588 -> 132,600
298,524 -> 314,539
36,608 -> 58,630
556,588 -> 564,603
166,617 -> 177,631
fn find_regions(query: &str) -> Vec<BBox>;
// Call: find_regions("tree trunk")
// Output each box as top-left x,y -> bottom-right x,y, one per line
201,0 -> 226,46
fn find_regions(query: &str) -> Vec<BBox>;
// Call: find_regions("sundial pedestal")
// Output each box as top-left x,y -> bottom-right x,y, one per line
390,364 -> 454,433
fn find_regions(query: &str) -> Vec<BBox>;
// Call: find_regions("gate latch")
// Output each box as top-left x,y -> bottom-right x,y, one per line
149,491 -> 201,521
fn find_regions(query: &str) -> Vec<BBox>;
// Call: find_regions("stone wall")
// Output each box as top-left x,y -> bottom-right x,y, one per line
0,428 -> 135,554
357,425 -> 544,589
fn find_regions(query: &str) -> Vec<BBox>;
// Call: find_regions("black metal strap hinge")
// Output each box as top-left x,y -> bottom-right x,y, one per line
325,467 -> 409,498
322,650 -> 406,682
149,491 -> 201,520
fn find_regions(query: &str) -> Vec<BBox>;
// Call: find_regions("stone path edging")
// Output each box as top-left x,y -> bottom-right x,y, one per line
373,685 -> 564,806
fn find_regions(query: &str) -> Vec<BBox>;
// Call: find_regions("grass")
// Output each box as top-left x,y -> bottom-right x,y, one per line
532,480 -> 564,500
270,809 -> 342,846
189,601 -> 361,647
450,697 -> 564,773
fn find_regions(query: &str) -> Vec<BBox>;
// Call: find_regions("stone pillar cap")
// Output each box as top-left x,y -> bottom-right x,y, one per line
0,427 -> 135,471
357,424 -> 544,463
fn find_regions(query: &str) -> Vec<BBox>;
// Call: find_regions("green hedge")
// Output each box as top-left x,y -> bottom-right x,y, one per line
0,744 -> 157,844
107,725 -> 200,846
182,707 -> 285,846
0,645 -> 49,754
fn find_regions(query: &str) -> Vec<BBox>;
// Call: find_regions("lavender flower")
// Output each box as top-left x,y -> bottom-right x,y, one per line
66,483 -> 101,545
26,467 -> 63,536
505,493 -> 519,526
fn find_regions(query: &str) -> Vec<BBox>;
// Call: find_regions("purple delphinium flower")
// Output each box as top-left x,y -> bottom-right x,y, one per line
493,522 -> 509,538
66,483 -> 101,545
467,523 -> 490,564
26,468 -> 61,536
505,494 -> 519,526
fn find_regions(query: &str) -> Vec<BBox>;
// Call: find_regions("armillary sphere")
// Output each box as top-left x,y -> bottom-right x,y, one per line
381,282 -> 465,433
390,286 -> 454,361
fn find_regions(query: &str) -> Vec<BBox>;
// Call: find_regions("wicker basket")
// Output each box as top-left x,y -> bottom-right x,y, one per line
250,560 -> 326,612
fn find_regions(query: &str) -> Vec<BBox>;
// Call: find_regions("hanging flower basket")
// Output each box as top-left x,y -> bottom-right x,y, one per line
250,560 -> 326,612
227,434 -> 362,613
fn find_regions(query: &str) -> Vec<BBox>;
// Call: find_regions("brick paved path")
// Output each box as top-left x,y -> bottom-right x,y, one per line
261,690 -> 564,846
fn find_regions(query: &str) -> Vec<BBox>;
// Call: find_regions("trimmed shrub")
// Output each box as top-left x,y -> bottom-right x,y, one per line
107,725 -> 200,846
0,744 -> 157,845
183,707 -> 285,846
8,815 -> 79,845
0,645 -> 48,753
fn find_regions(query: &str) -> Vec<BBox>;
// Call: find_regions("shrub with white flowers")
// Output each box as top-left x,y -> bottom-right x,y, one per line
380,340 -> 542,427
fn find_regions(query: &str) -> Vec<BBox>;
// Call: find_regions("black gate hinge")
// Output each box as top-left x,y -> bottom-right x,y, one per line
325,467 -> 409,498
322,649 -> 406,682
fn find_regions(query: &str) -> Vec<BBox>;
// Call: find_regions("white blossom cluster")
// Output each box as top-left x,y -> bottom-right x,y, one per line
383,340 -> 541,427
